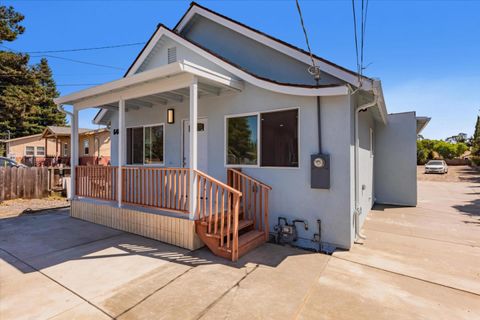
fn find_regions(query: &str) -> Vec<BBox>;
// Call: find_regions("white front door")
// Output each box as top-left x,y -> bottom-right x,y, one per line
183,118 -> 208,172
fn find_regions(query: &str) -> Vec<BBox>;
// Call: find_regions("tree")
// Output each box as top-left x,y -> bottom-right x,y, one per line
0,6 -> 25,42
473,116 -> 480,156
0,5 -> 65,139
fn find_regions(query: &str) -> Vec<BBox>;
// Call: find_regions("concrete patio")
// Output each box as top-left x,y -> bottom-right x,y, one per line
1,175 -> 479,319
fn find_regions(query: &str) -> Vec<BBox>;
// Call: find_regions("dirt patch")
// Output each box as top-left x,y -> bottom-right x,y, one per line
0,197 -> 69,219
417,165 -> 480,183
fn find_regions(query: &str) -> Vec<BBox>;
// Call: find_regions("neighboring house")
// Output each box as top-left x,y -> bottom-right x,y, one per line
3,126 -> 111,166
55,2 -> 429,261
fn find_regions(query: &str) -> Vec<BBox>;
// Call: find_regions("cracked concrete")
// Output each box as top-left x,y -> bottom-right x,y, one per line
1,175 -> 479,320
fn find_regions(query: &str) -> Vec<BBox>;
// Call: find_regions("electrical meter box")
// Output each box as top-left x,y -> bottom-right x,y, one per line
311,154 -> 330,189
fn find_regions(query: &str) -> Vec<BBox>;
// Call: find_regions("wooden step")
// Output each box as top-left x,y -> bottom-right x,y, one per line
198,210 -> 245,226
219,230 -> 265,254
204,219 -> 253,239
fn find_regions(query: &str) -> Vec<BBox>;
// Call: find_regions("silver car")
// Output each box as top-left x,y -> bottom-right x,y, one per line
425,160 -> 448,174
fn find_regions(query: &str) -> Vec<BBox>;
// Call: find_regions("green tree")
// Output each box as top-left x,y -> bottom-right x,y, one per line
0,5 -> 65,139
473,116 -> 480,156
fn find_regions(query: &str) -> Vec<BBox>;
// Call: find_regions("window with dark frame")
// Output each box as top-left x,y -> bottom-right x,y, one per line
127,125 -> 164,165
226,109 -> 299,168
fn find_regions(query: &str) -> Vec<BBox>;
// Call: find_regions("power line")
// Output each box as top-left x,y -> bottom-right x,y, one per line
351,0 -> 370,87
295,0 -> 320,80
30,54 -> 124,70
1,44 -> 125,70
25,42 -> 145,54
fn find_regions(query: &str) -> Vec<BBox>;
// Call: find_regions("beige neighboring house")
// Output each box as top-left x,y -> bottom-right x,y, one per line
3,126 -> 111,166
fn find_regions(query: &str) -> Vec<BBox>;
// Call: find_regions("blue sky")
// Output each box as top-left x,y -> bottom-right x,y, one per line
4,0 -> 480,139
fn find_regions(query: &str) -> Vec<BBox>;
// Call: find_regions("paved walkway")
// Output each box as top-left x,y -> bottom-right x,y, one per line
1,177 -> 479,319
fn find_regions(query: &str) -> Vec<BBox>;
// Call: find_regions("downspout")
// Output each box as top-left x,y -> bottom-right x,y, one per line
353,80 -> 380,241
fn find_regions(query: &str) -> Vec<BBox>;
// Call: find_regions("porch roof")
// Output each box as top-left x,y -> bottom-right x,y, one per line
54,60 -> 244,111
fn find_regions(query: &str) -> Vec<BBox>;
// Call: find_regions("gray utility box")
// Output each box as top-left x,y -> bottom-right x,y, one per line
310,154 -> 330,189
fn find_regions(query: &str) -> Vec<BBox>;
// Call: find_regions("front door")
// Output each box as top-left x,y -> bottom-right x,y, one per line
183,118 -> 208,172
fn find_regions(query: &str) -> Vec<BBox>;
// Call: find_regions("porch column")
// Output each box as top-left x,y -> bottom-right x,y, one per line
189,77 -> 198,220
70,107 -> 79,199
117,99 -> 125,207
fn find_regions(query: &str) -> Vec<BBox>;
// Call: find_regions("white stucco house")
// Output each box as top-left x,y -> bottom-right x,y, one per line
55,2 -> 429,261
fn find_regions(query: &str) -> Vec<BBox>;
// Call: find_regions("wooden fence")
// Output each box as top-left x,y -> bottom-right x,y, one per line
0,167 -> 49,201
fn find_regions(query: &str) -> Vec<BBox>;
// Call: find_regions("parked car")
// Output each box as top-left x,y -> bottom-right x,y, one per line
425,160 -> 448,174
0,157 -> 27,168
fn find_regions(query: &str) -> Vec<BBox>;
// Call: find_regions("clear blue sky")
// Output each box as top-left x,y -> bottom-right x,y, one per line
4,0 -> 480,139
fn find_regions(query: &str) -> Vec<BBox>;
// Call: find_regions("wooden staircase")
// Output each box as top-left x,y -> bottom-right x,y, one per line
194,169 -> 272,261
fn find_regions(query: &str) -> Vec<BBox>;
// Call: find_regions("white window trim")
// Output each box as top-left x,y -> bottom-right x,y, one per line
36,146 -> 45,156
224,107 -> 300,169
24,146 -> 35,156
83,139 -> 90,155
63,143 -> 68,157
126,123 -> 165,166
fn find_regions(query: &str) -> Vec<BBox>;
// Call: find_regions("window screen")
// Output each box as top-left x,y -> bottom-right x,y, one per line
226,115 -> 258,165
260,109 -> 298,167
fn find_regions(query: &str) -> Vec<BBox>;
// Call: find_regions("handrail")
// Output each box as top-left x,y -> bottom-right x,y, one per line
193,169 -> 242,196
227,168 -> 271,242
76,165 -> 118,201
227,168 -> 272,190
122,167 -> 190,213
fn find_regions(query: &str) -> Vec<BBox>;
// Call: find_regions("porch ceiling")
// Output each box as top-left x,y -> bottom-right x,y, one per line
54,60 -> 244,111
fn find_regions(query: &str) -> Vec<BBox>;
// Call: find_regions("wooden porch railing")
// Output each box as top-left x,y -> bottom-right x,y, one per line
227,168 -> 272,241
121,167 -> 190,213
76,166 -> 118,201
194,169 -> 243,260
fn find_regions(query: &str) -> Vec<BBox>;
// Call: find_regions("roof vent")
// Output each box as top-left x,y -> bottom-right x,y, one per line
167,47 -> 177,64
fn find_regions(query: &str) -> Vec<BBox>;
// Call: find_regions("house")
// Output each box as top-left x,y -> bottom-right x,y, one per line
3,126 -> 111,166
54,2 -> 429,261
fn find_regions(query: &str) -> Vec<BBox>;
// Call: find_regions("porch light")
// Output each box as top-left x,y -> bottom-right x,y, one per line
167,108 -> 175,124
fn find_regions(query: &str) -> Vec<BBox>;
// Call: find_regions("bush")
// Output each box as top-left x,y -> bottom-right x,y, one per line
471,156 -> 480,166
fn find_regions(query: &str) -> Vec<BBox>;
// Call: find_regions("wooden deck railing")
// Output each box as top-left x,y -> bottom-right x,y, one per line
227,168 -> 272,241
194,169 -> 243,260
76,166 -> 118,201
121,167 -> 190,213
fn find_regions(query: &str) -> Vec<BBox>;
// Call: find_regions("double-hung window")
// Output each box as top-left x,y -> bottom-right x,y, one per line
127,124 -> 164,165
83,139 -> 89,155
25,146 -> 35,156
226,108 -> 299,168
36,146 -> 45,156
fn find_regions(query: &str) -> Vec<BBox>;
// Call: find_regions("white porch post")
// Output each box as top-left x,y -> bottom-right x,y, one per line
70,107 -> 79,200
189,77 -> 198,220
117,99 -> 125,207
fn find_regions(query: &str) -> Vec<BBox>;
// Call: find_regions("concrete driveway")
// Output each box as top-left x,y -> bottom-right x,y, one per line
1,169 -> 479,319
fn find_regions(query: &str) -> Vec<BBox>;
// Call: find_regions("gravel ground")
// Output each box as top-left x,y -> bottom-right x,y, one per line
417,165 -> 480,183
0,197 -> 69,219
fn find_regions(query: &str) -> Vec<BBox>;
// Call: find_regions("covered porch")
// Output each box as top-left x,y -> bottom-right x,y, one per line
55,60 -> 271,261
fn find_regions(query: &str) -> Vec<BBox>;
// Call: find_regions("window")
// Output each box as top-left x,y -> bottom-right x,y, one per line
83,139 -> 89,155
127,124 -> 164,165
226,115 -> 258,166
261,109 -> 298,167
63,143 -> 68,156
226,109 -> 299,168
25,146 -> 35,156
36,146 -> 45,156
144,125 -> 164,164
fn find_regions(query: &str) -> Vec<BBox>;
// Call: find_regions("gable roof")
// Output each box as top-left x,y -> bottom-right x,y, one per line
124,2 -> 373,91
1,133 -> 43,143
43,126 -> 90,136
